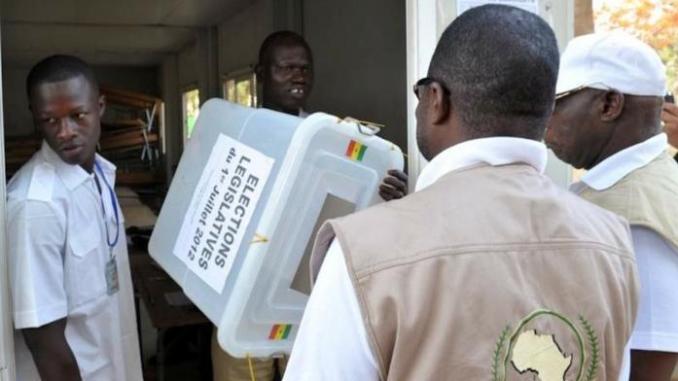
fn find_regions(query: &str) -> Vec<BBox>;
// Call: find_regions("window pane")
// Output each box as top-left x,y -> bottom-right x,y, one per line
225,80 -> 236,102
222,71 -> 257,107
236,79 -> 253,107
183,89 -> 200,140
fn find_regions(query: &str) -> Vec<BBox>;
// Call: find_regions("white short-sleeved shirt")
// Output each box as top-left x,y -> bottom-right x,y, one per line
8,142 -> 143,381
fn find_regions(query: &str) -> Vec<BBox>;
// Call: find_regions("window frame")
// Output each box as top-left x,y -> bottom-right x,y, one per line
182,86 -> 201,144
222,67 -> 258,108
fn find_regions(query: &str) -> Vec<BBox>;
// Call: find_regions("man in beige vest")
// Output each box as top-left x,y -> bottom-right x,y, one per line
284,5 -> 639,381
546,32 -> 678,381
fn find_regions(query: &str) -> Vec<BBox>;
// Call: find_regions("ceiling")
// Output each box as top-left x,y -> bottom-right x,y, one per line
1,0 -> 254,67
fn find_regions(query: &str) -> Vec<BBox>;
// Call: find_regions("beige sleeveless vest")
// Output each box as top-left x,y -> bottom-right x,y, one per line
578,151 -> 678,250
311,163 -> 639,381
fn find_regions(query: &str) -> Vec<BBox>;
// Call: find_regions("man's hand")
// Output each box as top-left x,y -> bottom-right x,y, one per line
662,102 -> 678,148
379,170 -> 408,201
22,318 -> 81,381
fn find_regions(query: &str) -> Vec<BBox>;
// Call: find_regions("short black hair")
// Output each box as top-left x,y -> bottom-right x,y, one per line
26,54 -> 99,100
258,31 -> 312,66
429,5 -> 559,140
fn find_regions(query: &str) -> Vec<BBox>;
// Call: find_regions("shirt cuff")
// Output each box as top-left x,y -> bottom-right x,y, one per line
14,302 -> 68,329
631,331 -> 678,353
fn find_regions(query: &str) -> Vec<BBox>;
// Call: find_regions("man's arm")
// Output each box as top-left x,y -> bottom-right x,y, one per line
284,241 -> 379,380
630,350 -> 677,381
661,102 -> 678,148
8,199 -> 76,378
22,318 -> 81,381
628,226 -> 678,381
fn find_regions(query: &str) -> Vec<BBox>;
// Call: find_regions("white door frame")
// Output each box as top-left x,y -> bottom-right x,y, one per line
0,21 -> 17,381
405,0 -> 438,190
405,0 -> 575,188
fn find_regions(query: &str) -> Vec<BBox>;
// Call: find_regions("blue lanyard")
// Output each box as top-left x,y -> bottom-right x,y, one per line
94,161 -> 120,255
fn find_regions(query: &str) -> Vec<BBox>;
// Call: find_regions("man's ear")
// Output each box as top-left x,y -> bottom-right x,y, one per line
600,90 -> 624,122
98,95 -> 106,117
428,82 -> 451,125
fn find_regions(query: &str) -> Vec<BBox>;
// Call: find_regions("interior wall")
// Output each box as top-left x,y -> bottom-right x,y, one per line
303,0 -> 408,152
13,0 -> 410,177
176,28 -> 221,106
197,27 -> 221,100
95,66 -> 160,96
218,0 -> 274,78
2,66 -> 31,137
2,65 -> 159,137
156,0 -> 274,178
178,41 -> 200,90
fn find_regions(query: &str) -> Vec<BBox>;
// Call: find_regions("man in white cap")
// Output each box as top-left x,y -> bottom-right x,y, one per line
546,31 -> 678,380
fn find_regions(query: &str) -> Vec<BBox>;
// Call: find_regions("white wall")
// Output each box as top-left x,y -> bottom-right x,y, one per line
0,24 -> 17,381
303,0 -> 408,151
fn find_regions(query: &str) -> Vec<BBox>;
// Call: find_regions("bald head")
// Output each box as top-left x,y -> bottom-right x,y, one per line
258,31 -> 313,68
429,5 -> 559,140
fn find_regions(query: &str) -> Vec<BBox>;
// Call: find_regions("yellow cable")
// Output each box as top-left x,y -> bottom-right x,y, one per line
251,233 -> 269,244
246,353 -> 257,381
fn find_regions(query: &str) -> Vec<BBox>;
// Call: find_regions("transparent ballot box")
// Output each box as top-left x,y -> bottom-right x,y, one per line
149,99 -> 403,357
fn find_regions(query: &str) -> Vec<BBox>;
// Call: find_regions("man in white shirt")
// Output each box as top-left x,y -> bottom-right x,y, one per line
7,55 -> 142,381
284,5 -> 639,380
546,32 -> 678,381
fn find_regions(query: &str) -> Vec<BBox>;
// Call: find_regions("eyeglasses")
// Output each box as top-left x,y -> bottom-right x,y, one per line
413,77 -> 450,100
554,85 -> 588,102
555,83 -> 612,103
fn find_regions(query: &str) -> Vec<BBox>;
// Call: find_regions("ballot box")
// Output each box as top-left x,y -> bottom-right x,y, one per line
149,99 -> 403,357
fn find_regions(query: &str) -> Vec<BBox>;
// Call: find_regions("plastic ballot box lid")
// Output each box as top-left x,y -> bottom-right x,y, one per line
149,99 -> 403,357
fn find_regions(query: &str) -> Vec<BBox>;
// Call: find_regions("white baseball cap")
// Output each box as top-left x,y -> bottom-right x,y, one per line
556,31 -> 666,97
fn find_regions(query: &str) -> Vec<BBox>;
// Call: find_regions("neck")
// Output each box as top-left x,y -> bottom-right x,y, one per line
589,122 -> 660,169
81,156 -> 95,174
262,99 -> 299,116
585,96 -> 663,169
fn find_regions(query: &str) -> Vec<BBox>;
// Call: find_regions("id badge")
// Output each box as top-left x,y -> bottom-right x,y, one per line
105,257 -> 120,295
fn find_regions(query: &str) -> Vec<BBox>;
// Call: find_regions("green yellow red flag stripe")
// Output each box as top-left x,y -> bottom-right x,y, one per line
345,140 -> 367,161
268,324 -> 292,340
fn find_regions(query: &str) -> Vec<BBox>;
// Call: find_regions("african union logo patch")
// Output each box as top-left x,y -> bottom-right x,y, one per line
491,309 -> 600,381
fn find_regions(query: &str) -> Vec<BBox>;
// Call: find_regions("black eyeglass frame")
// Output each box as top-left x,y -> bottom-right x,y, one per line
554,83 -> 613,104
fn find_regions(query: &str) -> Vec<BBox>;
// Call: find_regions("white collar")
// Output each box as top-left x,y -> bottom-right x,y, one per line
580,133 -> 667,191
415,137 -> 548,191
40,141 -> 117,190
